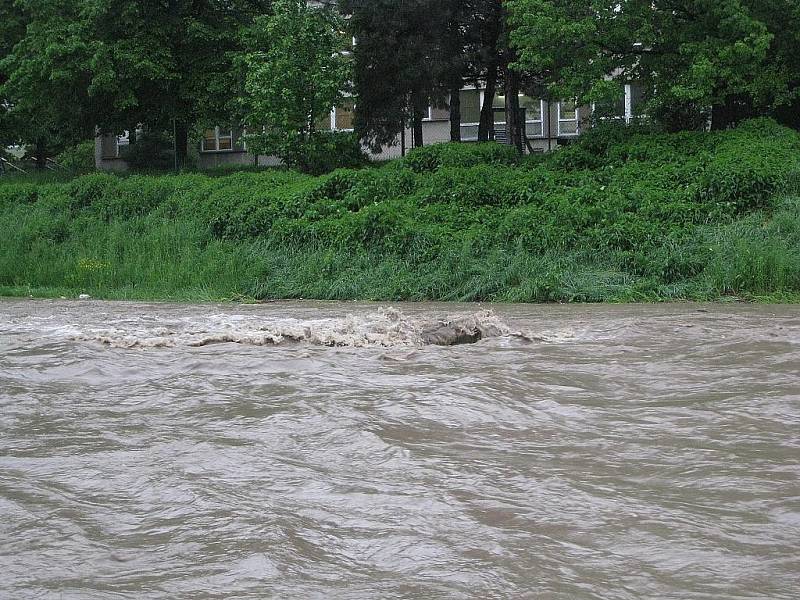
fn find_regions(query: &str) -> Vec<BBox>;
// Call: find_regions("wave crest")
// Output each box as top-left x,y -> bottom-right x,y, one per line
65,308 -> 523,349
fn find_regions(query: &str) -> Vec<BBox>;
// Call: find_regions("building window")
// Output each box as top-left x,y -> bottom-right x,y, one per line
593,93 -> 627,121
629,83 -> 647,118
334,99 -> 355,131
202,127 -> 234,152
458,89 -> 482,140
491,93 -> 545,137
116,131 -> 130,155
492,94 -> 507,124
521,96 -> 545,138
423,104 -> 452,121
313,99 -> 355,132
592,84 -> 648,123
458,89 -> 546,140
558,100 -> 580,136
314,110 -> 333,131
459,89 -> 482,125
100,131 -> 130,159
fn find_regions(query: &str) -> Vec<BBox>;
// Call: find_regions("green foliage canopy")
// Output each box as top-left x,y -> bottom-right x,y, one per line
0,0 -> 271,163
506,0 -> 800,130
240,0 -> 352,171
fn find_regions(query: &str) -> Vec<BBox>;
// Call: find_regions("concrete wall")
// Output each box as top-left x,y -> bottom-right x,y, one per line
197,151 -> 255,170
95,133 -> 130,173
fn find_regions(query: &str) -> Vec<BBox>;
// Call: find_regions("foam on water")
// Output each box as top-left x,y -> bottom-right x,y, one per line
56,308 -> 521,349
2,299 -> 799,599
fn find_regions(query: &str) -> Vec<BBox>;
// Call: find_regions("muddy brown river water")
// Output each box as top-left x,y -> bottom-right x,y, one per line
1,299 -> 799,599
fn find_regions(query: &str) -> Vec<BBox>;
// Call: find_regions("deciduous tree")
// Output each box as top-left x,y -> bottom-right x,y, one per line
506,0 -> 796,131
240,0 -> 351,171
342,0 -> 458,151
1,0 -> 271,168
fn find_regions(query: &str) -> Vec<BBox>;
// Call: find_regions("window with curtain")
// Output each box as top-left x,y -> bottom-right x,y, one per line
201,128 -> 234,152
459,90 -> 482,125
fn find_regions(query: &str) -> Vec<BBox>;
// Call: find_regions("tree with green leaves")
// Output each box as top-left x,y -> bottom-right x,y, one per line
0,1 -> 27,145
1,0 -> 271,168
506,0 -> 798,131
87,0 -> 273,167
342,0 -> 458,151
0,0 -> 98,167
749,0 -> 800,129
240,0 -> 351,171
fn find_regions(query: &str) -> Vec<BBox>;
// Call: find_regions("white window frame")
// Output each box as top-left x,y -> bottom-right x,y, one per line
457,89 -> 546,139
557,100 -> 580,137
457,86 -> 483,141
460,85 -> 482,124
332,102 -> 355,132
523,98 -> 546,138
317,95 -> 357,132
591,84 -> 634,123
201,127 -> 235,153
624,84 -> 634,122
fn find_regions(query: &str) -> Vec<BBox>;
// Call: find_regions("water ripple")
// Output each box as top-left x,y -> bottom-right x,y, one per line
1,300 -> 798,599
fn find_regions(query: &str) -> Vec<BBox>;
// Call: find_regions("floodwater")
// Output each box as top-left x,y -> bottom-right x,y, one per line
1,299 -> 799,599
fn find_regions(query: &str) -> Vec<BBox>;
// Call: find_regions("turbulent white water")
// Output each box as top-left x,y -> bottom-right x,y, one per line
1,299 -> 799,599
52,307 -> 517,349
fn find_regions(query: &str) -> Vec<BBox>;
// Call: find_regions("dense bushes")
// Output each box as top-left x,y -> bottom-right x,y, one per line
121,132 -> 176,171
404,141 -> 520,173
287,131 -> 369,175
1,118 -> 799,302
55,140 -> 96,173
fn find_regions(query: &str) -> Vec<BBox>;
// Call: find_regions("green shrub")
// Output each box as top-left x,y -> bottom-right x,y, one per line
122,132 -> 175,171
0,183 -> 38,211
699,198 -> 800,295
282,131 -> 369,176
2,118 -> 799,302
55,140 -> 96,173
64,173 -> 122,210
696,123 -> 800,213
404,142 -> 520,173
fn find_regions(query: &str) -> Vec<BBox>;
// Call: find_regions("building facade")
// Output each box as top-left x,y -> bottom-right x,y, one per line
95,84 -> 644,171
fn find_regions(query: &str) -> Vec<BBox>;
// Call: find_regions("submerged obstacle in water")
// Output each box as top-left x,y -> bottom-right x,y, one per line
59,308 -> 531,349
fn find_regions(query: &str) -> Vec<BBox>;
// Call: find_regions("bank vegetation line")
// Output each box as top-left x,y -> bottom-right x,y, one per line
1,119 -> 799,304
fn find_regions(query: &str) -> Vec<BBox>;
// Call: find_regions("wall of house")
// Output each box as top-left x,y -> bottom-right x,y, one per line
94,133 -> 130,173
197,151 -> 255,170
95,95 -> 602,173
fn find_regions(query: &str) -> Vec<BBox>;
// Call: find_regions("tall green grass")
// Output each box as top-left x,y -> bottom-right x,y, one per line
2,118 -> 800,303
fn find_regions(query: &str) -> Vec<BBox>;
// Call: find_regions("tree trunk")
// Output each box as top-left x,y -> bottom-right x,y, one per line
34,141 -> 47,170
710,97 -> 734,131
412,112 -> 424,148
505,69 -> 523,154
449,80 -> 462,142
411,91 -> 425,148
478,65 -> 497,142
174,120 -> 189,171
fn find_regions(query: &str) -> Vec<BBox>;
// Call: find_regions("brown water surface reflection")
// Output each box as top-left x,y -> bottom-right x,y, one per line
1,300 -> 798,599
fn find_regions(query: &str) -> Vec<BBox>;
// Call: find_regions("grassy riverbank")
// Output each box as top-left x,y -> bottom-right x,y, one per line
2,118 -> 800,303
